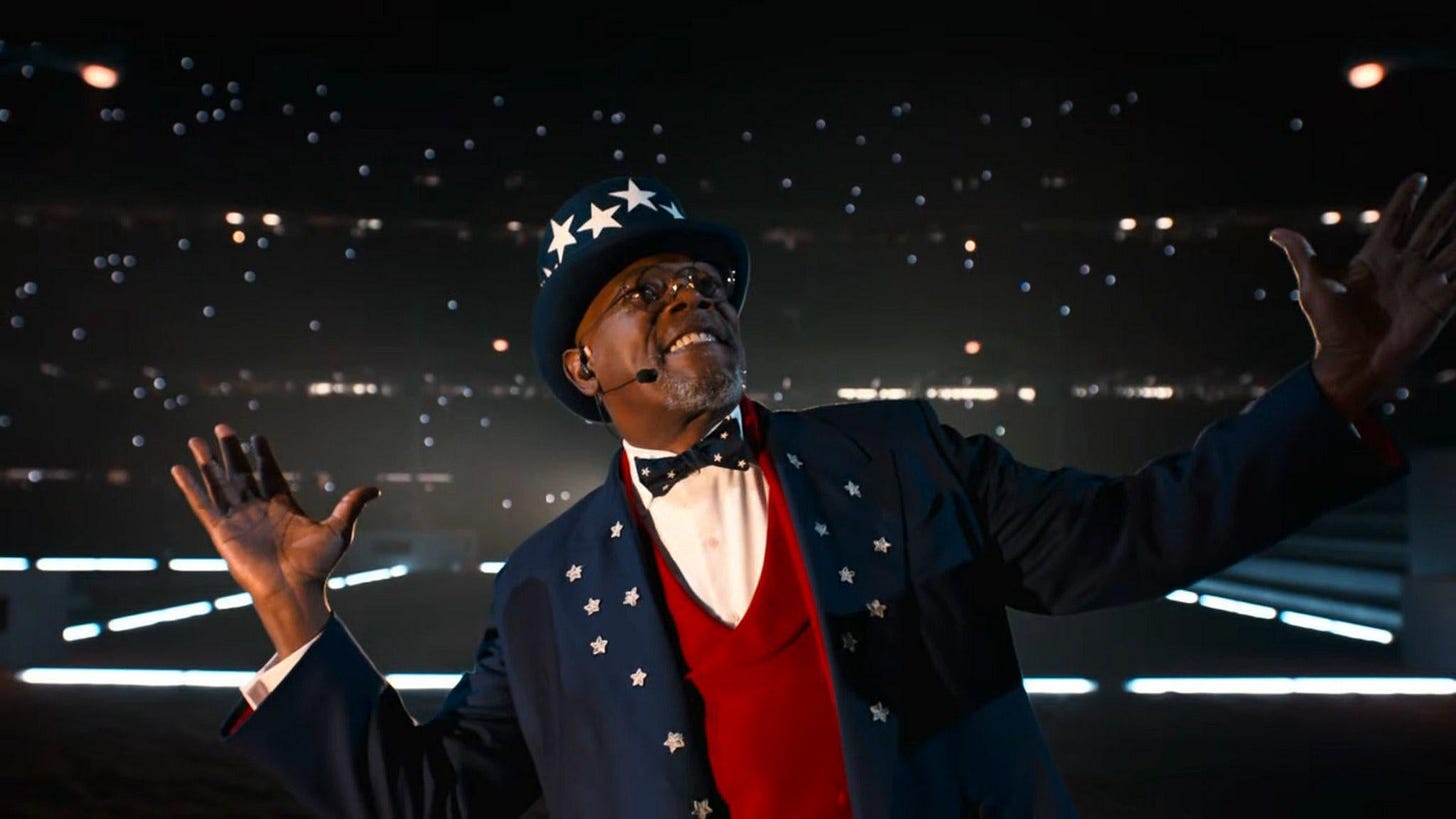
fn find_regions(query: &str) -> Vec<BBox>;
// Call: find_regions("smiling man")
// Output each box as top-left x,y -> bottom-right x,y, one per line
562,252 -> 748,452
177,173 -> 1453,818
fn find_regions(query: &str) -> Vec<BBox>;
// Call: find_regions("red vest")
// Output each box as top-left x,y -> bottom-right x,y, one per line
619,398 -> 853,818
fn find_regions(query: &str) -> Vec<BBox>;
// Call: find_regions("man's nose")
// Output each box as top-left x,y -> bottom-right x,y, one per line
665,282 -> 713,314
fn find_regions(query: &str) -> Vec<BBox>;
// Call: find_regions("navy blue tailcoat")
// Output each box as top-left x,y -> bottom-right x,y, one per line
222,361 -> 1407,817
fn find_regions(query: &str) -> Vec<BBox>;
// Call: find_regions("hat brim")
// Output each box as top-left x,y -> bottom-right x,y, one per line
532,218 -> 751,423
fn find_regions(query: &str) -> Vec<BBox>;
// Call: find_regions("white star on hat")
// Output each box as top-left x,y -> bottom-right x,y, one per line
576,202 -> 622,239
547,215 -> 578,263
609,178 -> 658,211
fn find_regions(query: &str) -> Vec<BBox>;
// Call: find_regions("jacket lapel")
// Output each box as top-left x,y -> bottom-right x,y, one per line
760,404 -> 904,819
552,455 -> 723,811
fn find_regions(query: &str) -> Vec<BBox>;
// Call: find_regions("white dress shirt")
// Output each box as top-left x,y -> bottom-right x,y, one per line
239,404 -> 769,710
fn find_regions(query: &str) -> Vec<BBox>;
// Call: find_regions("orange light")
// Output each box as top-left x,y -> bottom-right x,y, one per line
1347,62 -> 1385,90
231,230 -> 246,244
80,64 -> 119,89
963,239 -> 977,253
964,340 -> 981,355
492,338 -> 509,352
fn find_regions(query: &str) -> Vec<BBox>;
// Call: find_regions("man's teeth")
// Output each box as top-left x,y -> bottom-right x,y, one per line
668,331 -> 718,352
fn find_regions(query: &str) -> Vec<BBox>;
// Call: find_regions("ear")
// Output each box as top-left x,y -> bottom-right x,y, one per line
562,346 -> 596,396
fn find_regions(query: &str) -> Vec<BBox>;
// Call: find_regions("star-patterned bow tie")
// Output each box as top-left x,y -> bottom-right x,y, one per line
633,414 -> 755,498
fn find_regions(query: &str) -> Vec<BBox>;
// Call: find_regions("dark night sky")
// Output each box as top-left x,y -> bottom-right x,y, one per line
2,11 -> 1453,556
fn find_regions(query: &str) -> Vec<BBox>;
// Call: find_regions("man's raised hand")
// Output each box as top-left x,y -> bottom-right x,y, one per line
1270,172 -> 1456,419
169,422 -> 381,655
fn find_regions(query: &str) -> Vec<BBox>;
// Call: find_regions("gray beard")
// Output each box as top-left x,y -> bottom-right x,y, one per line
656,351 -> 745,415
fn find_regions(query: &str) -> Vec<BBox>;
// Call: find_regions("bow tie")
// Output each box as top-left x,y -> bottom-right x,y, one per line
633,414 -> 755,498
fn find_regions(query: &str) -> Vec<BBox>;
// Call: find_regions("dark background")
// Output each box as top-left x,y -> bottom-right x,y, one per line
2,6 -> 1454,817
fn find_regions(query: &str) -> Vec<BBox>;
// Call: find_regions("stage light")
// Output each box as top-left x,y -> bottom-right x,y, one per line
1359,209 -> 1380,224
63,624 -> 101,641
1118,217 -> 1137,231
1126,677 -> 1456,696
1023,678 -> 1096,694
1347,62 -> 1386,89
79,64 -> 119,89
225,212 -> 244,225
964,340 -> 981,355
963,238 -> 977,252
1320,211 -> 1342,225
1155,216 -> 1173,230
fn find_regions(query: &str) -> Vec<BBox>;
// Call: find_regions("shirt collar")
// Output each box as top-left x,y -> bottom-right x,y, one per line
621,401 -> 754,503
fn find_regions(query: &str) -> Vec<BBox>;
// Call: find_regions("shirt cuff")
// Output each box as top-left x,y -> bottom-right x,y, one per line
1347,406 -> 1406,470
239,630 -> 324,710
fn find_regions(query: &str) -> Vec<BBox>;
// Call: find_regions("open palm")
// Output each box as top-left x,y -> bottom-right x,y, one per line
1271,172 -> 1456,407
170,423 -> 380,605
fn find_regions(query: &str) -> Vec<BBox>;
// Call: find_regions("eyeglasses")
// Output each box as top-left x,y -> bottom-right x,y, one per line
605,263 -> 735,316
575,262 -> 737,352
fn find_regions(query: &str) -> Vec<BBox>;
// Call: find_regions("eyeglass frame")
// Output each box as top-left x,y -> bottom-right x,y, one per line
575,261 -> 737,349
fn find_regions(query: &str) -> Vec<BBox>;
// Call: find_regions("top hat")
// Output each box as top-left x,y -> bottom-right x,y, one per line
531,176 -> 751,422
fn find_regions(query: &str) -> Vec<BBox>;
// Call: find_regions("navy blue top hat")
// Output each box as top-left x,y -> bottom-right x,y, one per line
531,176 -> 751,422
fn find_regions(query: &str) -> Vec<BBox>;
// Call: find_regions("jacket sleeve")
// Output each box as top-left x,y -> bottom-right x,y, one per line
915,359 -> 1410,615
219,568 -> 541,818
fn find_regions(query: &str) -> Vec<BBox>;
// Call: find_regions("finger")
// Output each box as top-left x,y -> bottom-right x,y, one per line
1431,237 -> 1456,273
215,423 -> 262,500
1407,177 -> 1456,259
170,464 -> 222,529
204,459 -> 243,510
324,486 -> 382,549
252,434 -> 297,506
1269,228 -> 1316,281
189,436 -> 229,511
1371,172 -> 1429,249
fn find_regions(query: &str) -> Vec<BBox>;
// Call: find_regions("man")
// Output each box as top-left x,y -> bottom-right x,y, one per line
172,173 -> 1453,817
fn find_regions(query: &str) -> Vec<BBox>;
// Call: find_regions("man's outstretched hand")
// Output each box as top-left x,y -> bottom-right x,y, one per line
169,423 -> 381,656
1270,171 -> 1456,421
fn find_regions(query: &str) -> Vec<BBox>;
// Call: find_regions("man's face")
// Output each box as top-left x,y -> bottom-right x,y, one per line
567,252 -> 746,417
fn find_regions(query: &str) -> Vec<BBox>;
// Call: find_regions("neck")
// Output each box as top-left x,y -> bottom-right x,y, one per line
617,400 -> 738,453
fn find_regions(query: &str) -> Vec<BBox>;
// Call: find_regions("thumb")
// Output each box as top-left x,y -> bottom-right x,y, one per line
1269,228 -> 1316,282
1269,228 -> 1347,294
326,486 -> 381,546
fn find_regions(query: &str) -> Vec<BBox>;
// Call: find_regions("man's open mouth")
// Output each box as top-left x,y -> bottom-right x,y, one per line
665,331 -> 722,354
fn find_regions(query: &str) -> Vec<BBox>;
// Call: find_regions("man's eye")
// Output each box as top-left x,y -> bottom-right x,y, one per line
632,284 -> 661,302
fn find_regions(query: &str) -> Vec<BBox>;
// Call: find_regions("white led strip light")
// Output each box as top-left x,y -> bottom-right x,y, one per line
60,566 -> 409,642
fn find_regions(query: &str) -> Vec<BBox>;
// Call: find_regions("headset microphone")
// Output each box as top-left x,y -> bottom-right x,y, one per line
598,368 -> 659,395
